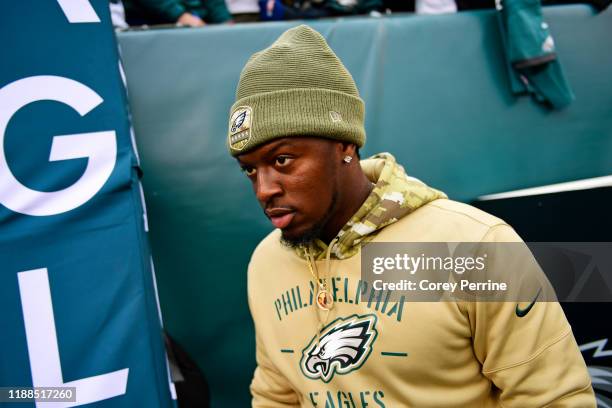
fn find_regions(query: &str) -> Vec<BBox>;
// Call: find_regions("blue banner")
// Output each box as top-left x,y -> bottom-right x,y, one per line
0,1 -> 174,407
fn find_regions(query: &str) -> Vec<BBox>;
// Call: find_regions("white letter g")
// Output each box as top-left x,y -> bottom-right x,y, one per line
0,76 -> 116,216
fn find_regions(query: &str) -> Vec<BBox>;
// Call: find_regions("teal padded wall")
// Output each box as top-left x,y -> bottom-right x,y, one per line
117,6 -> 612,406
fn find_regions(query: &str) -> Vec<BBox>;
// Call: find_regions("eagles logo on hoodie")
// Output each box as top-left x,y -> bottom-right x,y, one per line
300,314 -> 378,382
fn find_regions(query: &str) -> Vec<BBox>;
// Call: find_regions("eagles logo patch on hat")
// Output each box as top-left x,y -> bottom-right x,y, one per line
228,106 -> 253,151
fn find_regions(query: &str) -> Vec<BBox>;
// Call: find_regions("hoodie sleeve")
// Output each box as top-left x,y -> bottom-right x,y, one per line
461,224 -> 595,407
248,260 -> 300,407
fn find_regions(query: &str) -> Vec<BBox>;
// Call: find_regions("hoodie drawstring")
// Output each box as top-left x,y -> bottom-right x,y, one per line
304,238 -> 338,344
325,237 -> 338,281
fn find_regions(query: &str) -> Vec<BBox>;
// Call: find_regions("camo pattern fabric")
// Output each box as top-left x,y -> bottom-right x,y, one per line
296,152 -> 447,260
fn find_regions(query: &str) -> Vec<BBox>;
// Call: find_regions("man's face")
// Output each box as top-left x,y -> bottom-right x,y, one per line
236,137 -> 341,246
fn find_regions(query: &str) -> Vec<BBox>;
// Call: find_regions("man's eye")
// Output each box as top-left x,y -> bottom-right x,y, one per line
242,167 -> 256,176
276,156 -> 292,166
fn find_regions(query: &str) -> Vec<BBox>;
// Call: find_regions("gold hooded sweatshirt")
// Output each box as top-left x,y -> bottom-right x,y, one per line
247,153 -> 595,407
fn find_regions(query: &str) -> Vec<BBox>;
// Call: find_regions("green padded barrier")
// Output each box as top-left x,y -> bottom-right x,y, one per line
117,7 -> 612,406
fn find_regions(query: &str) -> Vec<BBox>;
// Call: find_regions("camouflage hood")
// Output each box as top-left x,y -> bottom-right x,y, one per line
296,153 -> 447,260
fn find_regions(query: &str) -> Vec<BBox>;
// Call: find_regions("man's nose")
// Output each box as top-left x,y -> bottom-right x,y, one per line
255,169 -> 282,205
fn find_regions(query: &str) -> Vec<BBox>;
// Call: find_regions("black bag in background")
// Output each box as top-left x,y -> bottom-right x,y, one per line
165,332 -> 211,408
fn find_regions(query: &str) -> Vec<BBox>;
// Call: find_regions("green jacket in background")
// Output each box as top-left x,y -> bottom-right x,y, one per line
496,0 -> 575,109
124,0 -> 232,24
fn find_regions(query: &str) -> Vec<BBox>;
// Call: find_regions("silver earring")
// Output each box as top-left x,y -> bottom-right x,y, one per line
343,155 -> 353,164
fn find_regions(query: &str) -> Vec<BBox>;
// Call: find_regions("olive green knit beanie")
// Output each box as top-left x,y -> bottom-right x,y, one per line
227,24 -> 366,156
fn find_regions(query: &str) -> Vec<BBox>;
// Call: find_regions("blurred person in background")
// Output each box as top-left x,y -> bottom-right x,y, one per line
110,0 -> 129,28
383,0 -> 609,14
123,0 -> 233,26
259,0 -> 381,21
227,0 -> 261,22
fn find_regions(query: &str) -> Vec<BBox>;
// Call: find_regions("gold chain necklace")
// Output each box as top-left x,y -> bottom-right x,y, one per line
305,236 -> 338,312
306,255 -> 334,312
304,238 -> 339,344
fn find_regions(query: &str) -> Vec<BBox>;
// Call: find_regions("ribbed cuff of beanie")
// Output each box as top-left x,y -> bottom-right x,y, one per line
228,88 -> 365,156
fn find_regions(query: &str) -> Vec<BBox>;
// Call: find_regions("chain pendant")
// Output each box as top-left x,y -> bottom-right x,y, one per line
316,290 -> 333,311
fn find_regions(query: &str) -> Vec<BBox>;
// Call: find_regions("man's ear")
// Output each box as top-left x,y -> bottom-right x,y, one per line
339,142 -> 357,158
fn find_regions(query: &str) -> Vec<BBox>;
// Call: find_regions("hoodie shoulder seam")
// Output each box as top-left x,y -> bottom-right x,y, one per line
426,201 -> 508,230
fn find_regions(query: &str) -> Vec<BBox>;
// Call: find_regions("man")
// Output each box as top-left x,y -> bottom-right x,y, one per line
228,25 -> 595,407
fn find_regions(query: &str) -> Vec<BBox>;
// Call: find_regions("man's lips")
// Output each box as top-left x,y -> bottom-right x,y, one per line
265,208 -> 296,229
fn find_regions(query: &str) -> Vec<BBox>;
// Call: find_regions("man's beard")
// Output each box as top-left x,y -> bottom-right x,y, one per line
280,190 -> 338,249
